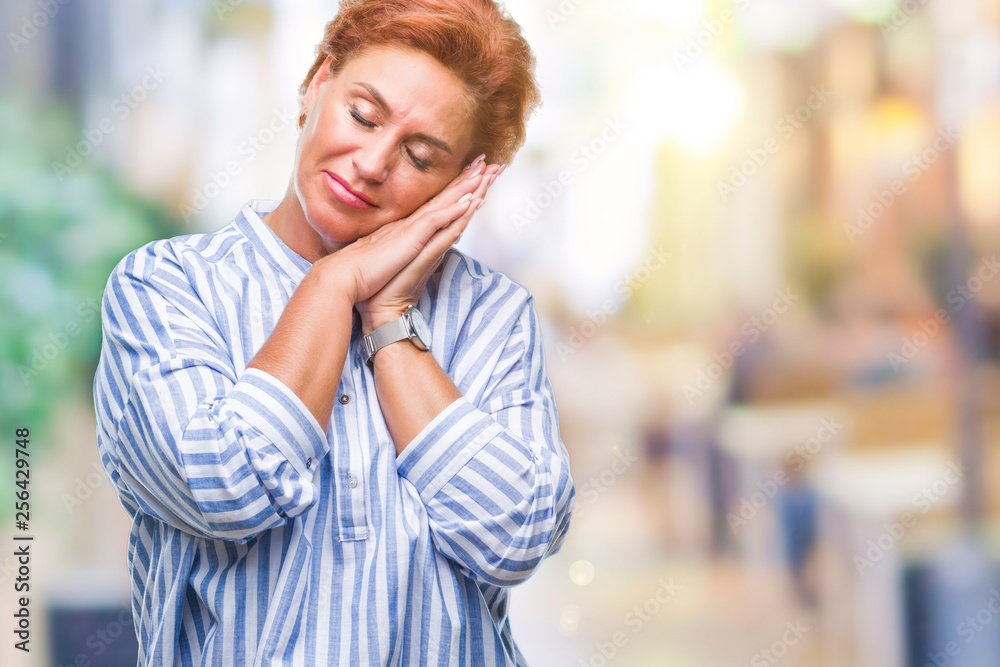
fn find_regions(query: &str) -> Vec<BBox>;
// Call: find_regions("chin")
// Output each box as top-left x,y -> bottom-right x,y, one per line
307,205 -> 381,249
310,215 -> 364,247
297,189 -> 363,243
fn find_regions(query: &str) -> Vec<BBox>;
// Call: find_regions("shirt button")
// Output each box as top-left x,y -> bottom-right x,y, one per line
306,457 -> 312,468
339,394 -> 351,405
347,472 -> 358,488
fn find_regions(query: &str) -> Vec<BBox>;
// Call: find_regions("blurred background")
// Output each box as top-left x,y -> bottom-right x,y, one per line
3,0 -> 1000,665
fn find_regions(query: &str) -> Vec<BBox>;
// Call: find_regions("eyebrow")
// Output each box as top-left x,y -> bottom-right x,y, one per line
355,82 -> 454,155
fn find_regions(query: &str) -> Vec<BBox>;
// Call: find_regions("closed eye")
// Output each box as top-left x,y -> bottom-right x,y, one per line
350,105 -> 375,128
407,147 -> 431,171
351,100 -> 432,171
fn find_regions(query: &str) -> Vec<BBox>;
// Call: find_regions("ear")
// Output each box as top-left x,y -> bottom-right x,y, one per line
302,56 -> 335,113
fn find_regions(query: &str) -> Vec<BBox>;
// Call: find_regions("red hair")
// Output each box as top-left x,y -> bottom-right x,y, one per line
299,0 -> 540,164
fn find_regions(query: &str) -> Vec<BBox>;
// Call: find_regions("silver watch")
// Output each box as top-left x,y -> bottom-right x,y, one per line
360,305 -> 432,368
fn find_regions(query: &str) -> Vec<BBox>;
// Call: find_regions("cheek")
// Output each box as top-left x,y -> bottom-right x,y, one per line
386,174 -> 446,215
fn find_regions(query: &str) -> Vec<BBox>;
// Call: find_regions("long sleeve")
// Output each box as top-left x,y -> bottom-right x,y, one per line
94,244 -> 328,543
395,294 -> 575,587
92,203 -> 574,665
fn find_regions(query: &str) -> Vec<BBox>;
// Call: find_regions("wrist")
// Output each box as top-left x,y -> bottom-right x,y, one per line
369,334 -> 429,371
360,304 -> 432,367
359,305 -> 410,336
312,254 -> 359,307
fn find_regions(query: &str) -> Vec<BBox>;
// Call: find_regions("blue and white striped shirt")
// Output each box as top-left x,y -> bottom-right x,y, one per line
93,200 -> 575,666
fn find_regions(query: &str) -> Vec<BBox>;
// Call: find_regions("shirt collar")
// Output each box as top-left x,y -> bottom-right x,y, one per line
233,200 -> 314,284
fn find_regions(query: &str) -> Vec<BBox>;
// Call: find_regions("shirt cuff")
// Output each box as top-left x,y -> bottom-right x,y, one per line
395,396 -> 504,505
227,367 -> 329,478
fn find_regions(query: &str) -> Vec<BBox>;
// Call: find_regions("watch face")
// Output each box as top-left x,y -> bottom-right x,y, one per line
408,307 -> 432,350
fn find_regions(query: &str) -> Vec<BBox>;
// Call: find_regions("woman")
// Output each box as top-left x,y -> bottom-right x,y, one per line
93,0 -> 575,664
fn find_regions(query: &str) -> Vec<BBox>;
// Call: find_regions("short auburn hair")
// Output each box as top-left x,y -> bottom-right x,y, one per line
299,0 -> 540,165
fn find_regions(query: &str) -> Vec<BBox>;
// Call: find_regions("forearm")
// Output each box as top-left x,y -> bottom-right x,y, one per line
246,257 -> 355,432
387,296 -> 577,584
368,335 -> 462,456
395,401 -> 576,586
114,374 -> 324,541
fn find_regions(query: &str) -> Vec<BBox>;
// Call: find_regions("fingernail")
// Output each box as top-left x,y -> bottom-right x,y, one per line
488,174 -> 497,187
466,163 -> 485,179
459,192 -> 473,203
476,199 -> 485,210
464,154 -> 486,171
497,164 -> 507,176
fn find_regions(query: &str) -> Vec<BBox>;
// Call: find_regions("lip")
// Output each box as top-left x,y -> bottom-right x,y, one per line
323,171 -> 378,210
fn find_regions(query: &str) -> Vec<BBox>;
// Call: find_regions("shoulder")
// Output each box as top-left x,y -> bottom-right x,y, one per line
106,223 -> 245,291
428,249 -> 547,391
427,248 -> 537,336
432,247 -> 533,312
424,248 -> 538,360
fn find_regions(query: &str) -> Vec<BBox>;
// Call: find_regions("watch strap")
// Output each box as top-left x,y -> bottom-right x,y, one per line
361,316 -> 411,367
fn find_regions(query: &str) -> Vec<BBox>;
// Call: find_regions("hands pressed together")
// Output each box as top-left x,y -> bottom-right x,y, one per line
326,155 -> 505,334
246,155 -> 504,433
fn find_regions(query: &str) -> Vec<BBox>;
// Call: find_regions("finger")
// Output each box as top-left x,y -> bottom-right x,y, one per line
432,159 -> 497,205
411,159 -> 489,216
427,155 -> 491,204
441,165 -> 496,212
474,165 -> 500,198
462,153 -> 486,172
407,197 -> 475,247
380,193 -> 483,302
486,163 -> 506,189
420,207 -> 472,262
455,166 -> 496,215
439,196 -> 484,248
382,203 -> 474,295
420,194 -> 480,251
358,196 -> 472,264
400,175 -> 474,228
346,197 -> 474,299
390,160 -> 496,245
407,157 -> 502,224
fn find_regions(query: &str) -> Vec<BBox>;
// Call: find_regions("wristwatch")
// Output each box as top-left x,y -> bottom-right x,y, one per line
360,305 -> 432,368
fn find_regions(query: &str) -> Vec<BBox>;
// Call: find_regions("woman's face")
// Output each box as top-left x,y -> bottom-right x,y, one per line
289,46 -> 475,256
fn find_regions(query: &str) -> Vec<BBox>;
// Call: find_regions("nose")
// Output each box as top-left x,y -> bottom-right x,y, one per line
352,134 -> 393,184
